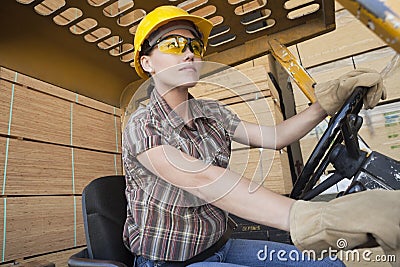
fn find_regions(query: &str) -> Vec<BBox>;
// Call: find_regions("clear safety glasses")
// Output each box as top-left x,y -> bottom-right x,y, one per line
150,34 -> 205,57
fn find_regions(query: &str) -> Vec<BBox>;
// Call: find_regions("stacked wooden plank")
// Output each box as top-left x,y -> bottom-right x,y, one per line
358,102 -> 400,160
0,67 -> 122,265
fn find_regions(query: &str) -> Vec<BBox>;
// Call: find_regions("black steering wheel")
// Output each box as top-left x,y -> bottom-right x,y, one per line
290,87 -> 368,200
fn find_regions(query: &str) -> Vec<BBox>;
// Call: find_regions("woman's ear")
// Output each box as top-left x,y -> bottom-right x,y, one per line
140,55 -> 153,74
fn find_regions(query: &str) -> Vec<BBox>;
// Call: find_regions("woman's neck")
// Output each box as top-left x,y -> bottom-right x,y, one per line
157,87 -> 193,126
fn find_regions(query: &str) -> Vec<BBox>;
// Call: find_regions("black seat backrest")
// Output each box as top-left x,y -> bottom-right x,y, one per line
82,175 -> 134,266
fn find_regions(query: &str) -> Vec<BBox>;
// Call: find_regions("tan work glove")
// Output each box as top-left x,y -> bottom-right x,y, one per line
290,190 -> 400,257
315,68 -> 387,115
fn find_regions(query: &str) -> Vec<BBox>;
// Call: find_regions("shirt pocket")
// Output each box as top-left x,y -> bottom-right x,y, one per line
175,136 -> 231,168
176,139 -> 201,159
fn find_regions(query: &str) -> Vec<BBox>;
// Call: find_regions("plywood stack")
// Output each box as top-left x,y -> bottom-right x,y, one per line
291,7 -> 400,164
0,67 -> 122,265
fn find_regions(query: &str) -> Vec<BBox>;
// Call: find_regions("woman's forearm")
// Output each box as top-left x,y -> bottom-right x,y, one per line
275,102 -> 326,149
232,102 -> 327,150
199,165 -> 295,231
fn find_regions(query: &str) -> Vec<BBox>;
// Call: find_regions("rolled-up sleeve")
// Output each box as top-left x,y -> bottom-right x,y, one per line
123,114 -> 164,158
217,104 -> 241,138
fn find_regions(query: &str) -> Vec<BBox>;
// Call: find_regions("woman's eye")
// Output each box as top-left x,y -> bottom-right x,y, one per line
167,41 -> 178,48
192,44 -> 200,51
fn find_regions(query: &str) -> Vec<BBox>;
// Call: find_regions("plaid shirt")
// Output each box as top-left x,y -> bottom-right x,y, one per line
122,89 -> 241,261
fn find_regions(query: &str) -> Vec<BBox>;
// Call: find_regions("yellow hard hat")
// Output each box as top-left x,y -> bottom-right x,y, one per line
133,5 -> 214,79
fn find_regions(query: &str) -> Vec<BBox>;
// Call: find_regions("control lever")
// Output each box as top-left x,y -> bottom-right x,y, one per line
341,114 -> 363,159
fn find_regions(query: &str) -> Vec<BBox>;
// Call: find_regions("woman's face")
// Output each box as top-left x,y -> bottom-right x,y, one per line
141,28 -> 203,93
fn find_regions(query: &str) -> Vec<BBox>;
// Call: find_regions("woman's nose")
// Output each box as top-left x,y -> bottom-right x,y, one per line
182,45 -> 195,61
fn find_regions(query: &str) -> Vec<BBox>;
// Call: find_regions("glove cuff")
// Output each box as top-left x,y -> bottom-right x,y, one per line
315,80 -> 340,116
289,200 -> 326,251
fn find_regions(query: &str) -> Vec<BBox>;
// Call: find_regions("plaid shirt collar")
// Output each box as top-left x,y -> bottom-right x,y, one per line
150,88 -> 206,129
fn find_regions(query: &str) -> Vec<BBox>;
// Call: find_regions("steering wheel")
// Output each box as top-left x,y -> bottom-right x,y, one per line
290,87 -> 368,200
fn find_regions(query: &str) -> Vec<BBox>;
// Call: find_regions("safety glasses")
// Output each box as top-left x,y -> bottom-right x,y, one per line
150,34 -> 205,57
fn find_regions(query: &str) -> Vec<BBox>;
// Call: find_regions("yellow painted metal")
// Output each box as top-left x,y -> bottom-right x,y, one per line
269,39 -> 317,103
337,0 -> 400,54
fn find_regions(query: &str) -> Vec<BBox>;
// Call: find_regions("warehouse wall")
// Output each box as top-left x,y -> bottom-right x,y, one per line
0,67 -> 122,265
